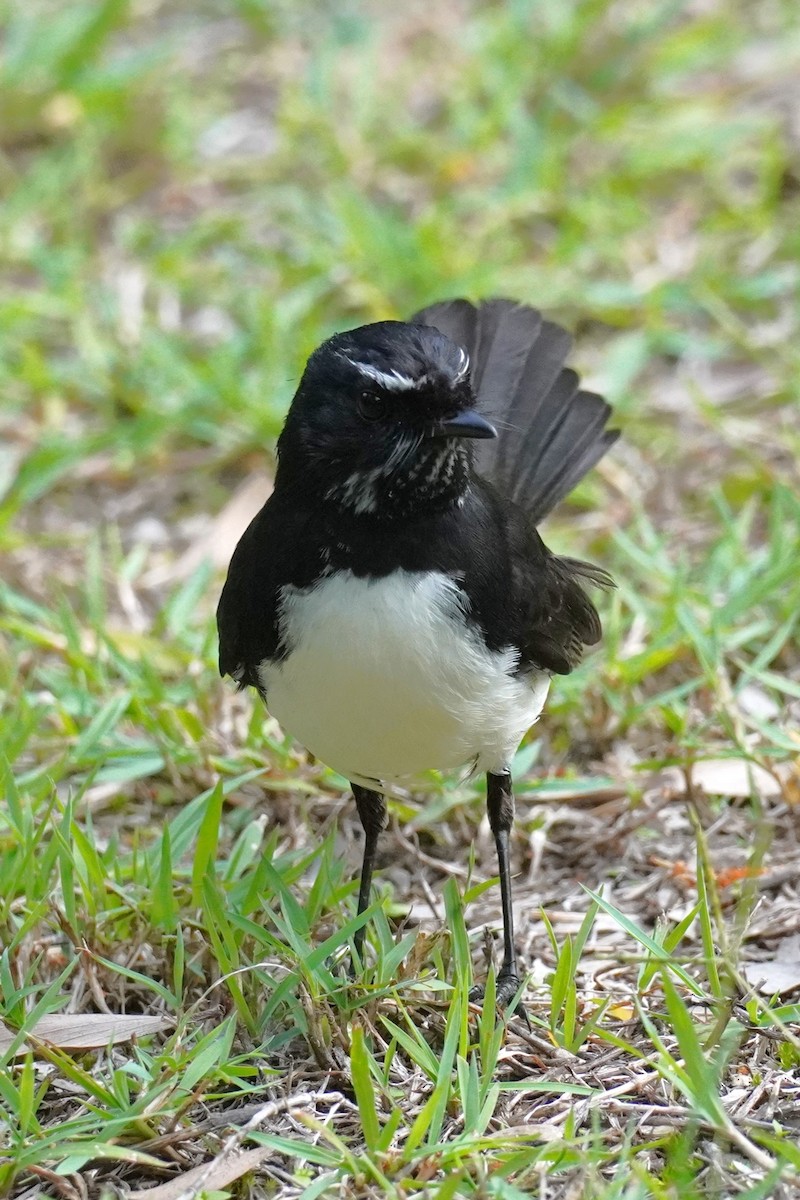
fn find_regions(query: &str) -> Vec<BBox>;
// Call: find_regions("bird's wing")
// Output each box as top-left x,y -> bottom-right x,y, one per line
454,481 -> 612,678
517,542 -> 613,675
216,494 -> 320,690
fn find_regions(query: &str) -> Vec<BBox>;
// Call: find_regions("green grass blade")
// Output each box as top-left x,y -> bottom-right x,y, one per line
349,1024 -> 381,1151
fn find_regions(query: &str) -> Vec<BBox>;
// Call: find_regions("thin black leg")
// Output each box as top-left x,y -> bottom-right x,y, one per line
351,783 -> 387,967
472,770 -> 526,1014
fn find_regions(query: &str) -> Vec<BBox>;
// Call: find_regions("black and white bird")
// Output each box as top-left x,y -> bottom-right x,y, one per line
217,298 -> 617,1005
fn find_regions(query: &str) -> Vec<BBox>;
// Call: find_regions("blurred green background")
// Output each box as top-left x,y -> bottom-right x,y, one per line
2,1 -> 800,1192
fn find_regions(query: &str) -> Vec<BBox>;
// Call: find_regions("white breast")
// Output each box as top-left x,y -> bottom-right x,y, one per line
259,570 -> 550,788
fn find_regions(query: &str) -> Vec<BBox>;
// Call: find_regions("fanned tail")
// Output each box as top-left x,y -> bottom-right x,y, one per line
411,298 -> 618,525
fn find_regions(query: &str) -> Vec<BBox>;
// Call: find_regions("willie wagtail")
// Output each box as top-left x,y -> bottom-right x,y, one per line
217,298 -> 617,1005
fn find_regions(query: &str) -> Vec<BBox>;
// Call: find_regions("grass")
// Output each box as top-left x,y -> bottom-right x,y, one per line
2,0 -> 800,1195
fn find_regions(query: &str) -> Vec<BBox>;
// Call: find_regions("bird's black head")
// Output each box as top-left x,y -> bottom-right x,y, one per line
276,320 -> 495,519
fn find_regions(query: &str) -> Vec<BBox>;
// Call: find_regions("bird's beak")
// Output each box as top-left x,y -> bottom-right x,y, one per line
429,410 -> 497,440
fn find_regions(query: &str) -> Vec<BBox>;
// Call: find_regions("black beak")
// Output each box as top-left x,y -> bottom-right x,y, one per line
429,410 -> 497,440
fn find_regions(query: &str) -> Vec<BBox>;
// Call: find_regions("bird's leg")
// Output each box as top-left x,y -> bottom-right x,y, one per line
471,769 -> 526,1012
351,783 -> 387,970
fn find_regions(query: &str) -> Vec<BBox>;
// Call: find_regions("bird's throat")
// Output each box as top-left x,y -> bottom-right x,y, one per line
326,441 -> 471,519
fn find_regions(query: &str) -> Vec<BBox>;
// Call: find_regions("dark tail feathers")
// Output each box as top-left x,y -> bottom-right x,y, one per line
411,298 -> 618,525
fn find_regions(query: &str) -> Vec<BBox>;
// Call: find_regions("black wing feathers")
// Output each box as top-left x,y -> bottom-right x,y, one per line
519,551 -> 610,675
216,494 -> 323,688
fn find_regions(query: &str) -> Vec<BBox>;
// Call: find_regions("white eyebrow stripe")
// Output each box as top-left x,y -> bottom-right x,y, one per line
340,355 -> 421,392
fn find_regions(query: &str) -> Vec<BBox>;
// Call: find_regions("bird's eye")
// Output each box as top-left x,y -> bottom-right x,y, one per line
357,391 -> 388,422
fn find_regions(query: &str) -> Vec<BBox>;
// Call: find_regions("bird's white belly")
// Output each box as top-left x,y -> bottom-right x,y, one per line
258,570 -> 550,787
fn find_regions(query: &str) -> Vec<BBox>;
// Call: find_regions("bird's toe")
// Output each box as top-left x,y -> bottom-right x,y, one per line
470,973 -> 528,1024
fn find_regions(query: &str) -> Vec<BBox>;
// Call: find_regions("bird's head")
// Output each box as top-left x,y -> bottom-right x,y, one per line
276,320 -> 496,518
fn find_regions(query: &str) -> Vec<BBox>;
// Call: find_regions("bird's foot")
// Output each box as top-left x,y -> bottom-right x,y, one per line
469,973 -> 529,1026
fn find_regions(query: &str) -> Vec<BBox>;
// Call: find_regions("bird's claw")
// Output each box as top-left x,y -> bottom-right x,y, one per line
469,973 -> 529,1026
